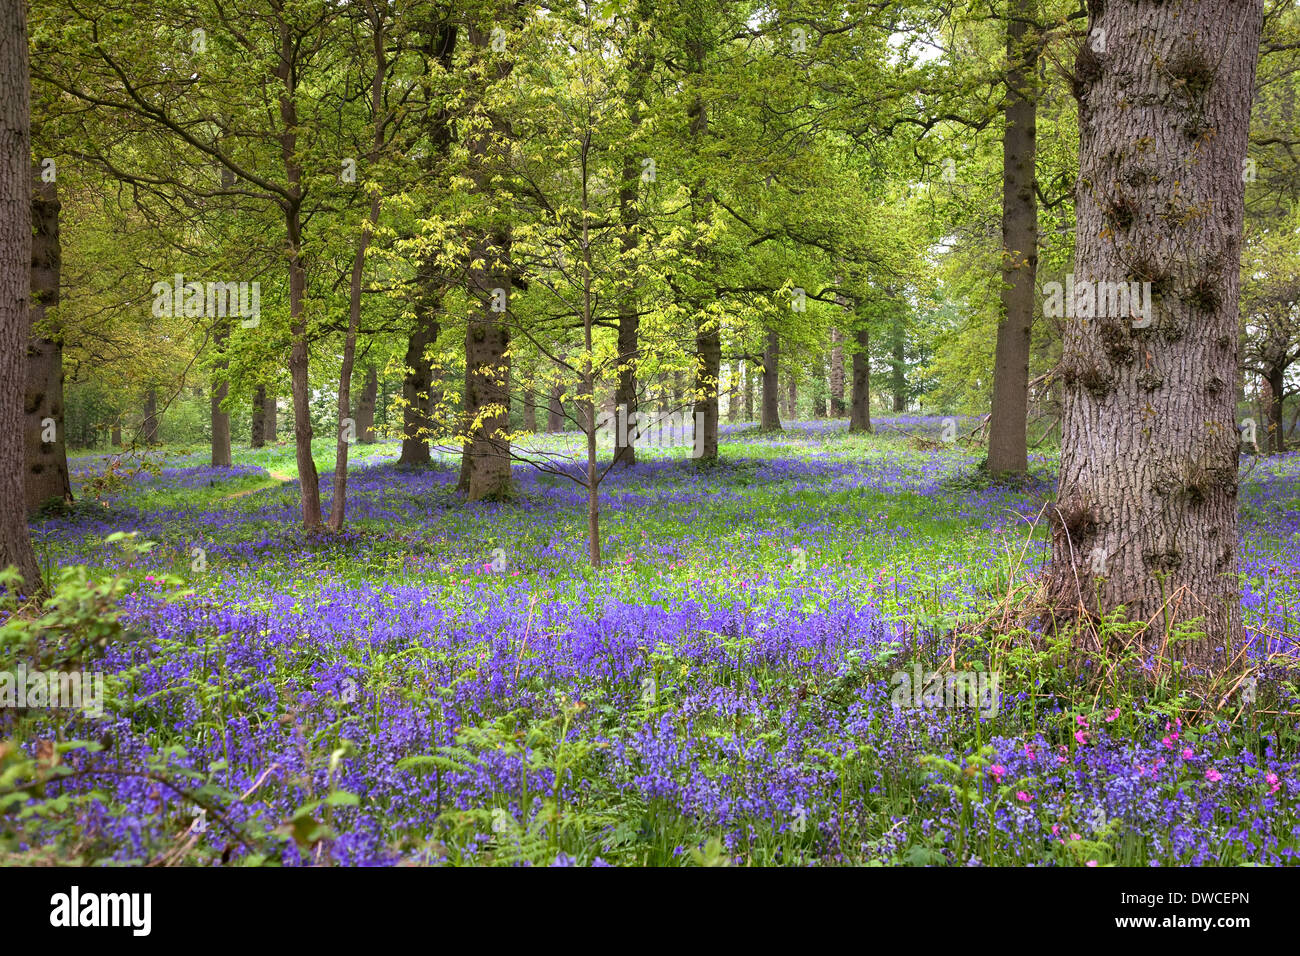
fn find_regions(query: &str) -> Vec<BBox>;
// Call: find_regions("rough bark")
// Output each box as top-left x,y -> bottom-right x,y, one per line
987,0 -> 1039,476
830,327 -> 846,416
25,176 -> 71,512
0,0 -> 42,588
458,23 -> 513,501
1046,0 -> 1263,659
761,330 -> 782,431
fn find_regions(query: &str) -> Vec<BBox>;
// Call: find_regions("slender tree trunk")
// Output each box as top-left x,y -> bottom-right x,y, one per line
786,371 -> 797,421
277,21 -> 322,530
1046,0 -> 1262,658
251,385 -> 266,447
25,175 -> 71,512
987,0 -> 1039,476
328,9 -> 387,532
0,0 -> 41,588
356,362 -> 377,443
761,330 -> 782,431
850,327 -> 872,433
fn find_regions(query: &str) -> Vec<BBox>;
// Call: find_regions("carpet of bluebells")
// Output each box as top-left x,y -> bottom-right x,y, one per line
4,416 -> 1299,866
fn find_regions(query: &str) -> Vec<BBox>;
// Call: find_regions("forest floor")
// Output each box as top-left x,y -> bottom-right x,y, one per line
9,416 -> 1300,865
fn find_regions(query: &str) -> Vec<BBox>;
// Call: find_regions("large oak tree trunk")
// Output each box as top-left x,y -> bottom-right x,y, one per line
987,0 -> 1038,476
1046,0 -> 1263,660
0,0 -> 42,589
458,23 -> 513,502
25,177 -> 71,512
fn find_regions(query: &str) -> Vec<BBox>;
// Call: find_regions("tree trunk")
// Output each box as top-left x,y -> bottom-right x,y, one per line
850,327 -> 872,433
830,327 -> 846,416
547,379 -> 564,432
277,21 -> 322,530
400,17 -> 456,467
264,390 -> 277,441
1265,366 -> 1285,455
987,0 -> 1038,476
785,370 -> 797,421
1046,0 -> 1262,659
399,319 -> 436,465
356,362 -> 377,443
458,24 -> 513,501
0,0 -> 42,589
522,374 -> 537,433
744,360 -> 754,420
892,316 -> 906,412
761,330 -> 782,431
25,176 -> 71,512
141,388 -> 159,445
210,321 -> 231,467
251,385 -> 266,447
328,12 -> 387,533
111,423 -> 122,447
